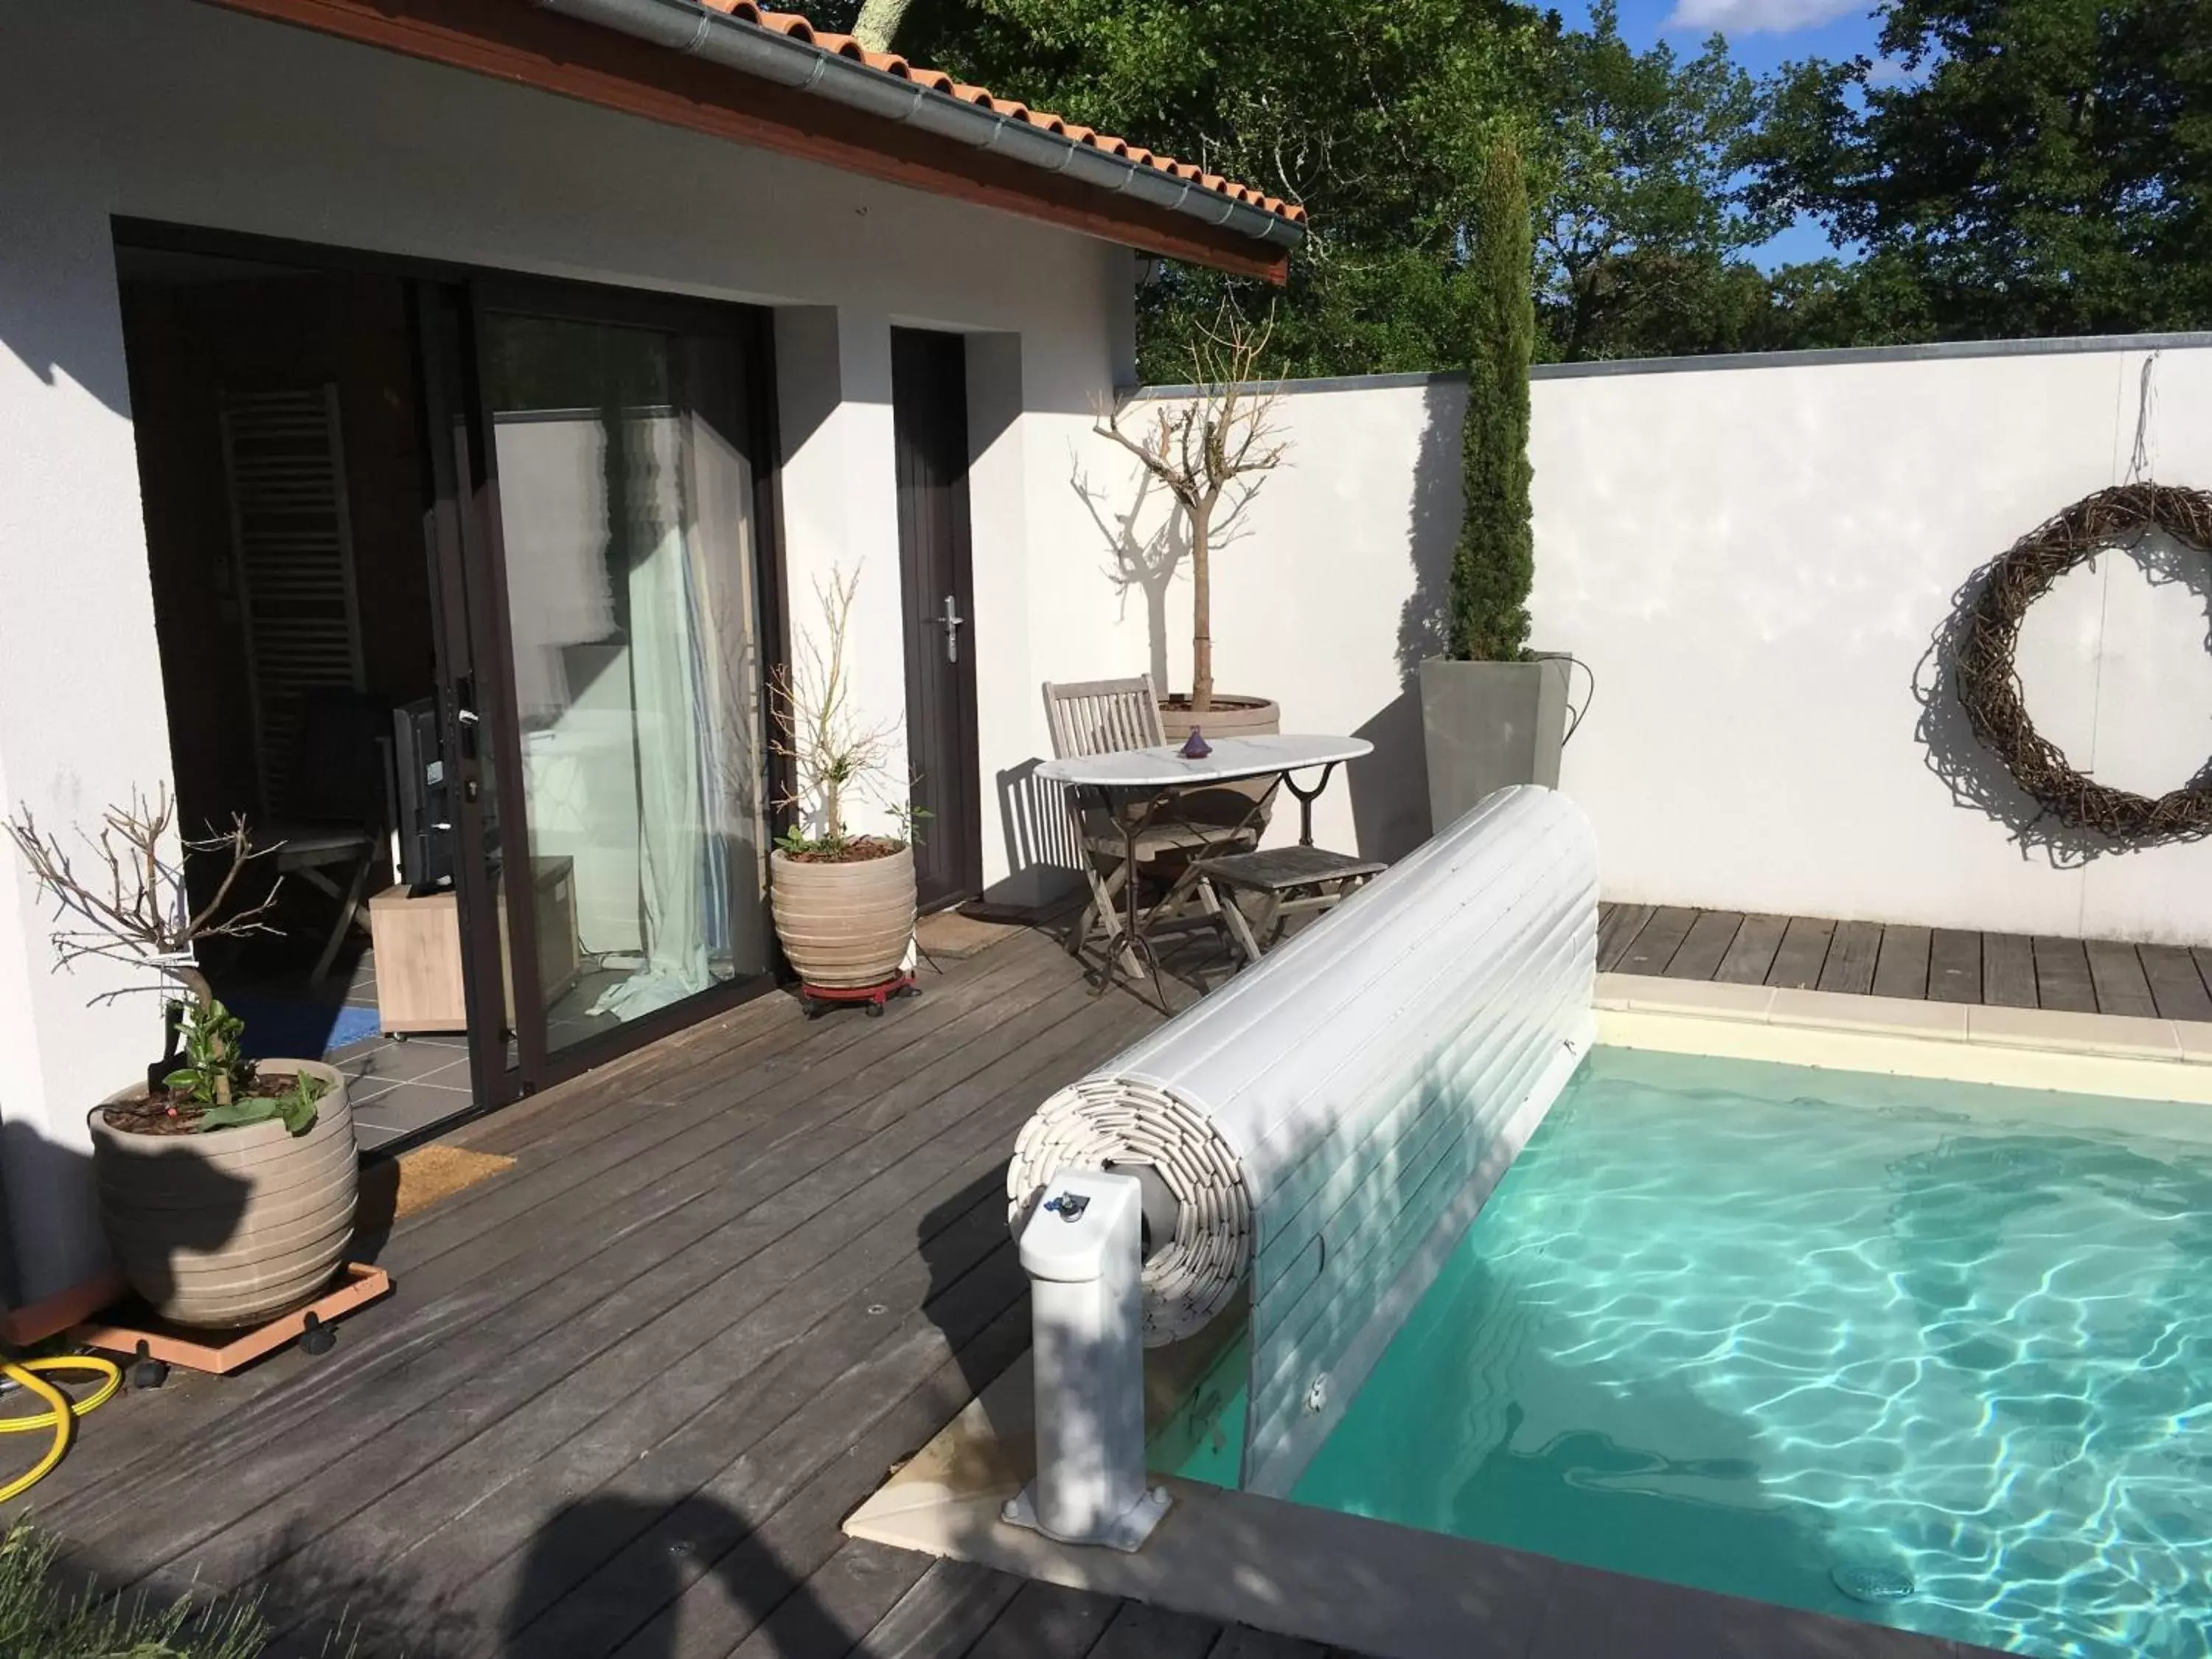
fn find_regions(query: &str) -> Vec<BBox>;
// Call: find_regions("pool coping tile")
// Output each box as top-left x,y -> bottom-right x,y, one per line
1596,975 -> 2212,1106
1767,987 -> 1971,1040
1601,973 -> 2201,1060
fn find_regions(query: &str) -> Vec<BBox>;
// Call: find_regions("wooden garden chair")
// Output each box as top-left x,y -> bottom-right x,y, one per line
1042,675 -> 1255,962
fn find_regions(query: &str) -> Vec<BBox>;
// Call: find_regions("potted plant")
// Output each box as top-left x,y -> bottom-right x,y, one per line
1097,307 -> 1290,820
6,789 -> 355,1329
1419,136 -> 1577,833
768,567 -> 919,1003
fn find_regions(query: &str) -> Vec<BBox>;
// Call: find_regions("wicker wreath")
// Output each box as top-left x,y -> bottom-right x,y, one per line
1955,482 -> 2212,842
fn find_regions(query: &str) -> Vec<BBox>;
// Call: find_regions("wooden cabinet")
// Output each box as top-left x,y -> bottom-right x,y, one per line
366,857 -> 579,1034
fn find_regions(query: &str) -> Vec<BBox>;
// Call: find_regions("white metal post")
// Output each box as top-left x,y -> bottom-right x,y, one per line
1003,1169 -> 1171,1551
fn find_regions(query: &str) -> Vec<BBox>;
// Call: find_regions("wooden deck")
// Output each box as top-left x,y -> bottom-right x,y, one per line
1600,902 -> 2212,1020
17,914 -> 2039,1659
22,928 -> 1359,1659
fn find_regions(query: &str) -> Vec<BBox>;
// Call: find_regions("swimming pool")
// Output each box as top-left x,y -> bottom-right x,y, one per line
1155,1046 -> 2212,1659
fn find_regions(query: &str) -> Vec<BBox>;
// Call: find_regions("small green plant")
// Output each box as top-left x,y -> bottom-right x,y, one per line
200,1067 -> 324,1138
775,801 -> 930,859
162,998 -> 251,1110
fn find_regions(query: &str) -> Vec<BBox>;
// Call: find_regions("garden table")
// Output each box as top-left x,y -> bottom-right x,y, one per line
1037,734 -> 1373,1006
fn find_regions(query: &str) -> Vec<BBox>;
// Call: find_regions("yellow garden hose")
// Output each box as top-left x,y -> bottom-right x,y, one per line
0,1356 -> 122,1503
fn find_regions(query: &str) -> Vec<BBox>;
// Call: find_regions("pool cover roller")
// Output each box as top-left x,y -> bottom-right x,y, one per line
1009,785 -> 1598,1497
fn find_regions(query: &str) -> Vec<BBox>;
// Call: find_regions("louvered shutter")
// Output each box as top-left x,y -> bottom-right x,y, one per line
218,386 -> 366,816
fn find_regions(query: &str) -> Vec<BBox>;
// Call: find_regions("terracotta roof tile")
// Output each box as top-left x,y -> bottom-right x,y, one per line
692,2 -> 1304,229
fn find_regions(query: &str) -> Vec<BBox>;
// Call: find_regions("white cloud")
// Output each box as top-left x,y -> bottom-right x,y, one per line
1663,0 -> 1866,33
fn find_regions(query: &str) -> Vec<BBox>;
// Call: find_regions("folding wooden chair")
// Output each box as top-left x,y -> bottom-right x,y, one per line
1042,675 -> 1254,961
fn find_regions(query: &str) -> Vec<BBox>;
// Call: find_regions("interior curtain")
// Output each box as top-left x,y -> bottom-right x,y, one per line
589,408 -> 713,1020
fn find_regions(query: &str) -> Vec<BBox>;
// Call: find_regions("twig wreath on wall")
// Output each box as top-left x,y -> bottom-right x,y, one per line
1954,481 -> 2212,844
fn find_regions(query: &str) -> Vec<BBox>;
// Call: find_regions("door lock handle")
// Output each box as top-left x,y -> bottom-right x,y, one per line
937,594 -> 964,664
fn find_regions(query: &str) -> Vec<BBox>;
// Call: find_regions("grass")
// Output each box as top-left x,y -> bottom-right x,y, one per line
0,1523 -> 275,1659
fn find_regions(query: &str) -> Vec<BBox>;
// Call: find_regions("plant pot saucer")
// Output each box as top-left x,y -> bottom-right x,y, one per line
73,1262 -> 392,1382
797,971 -> 920,1020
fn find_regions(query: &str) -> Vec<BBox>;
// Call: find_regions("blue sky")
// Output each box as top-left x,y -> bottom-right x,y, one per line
1558,0 -> 1889,267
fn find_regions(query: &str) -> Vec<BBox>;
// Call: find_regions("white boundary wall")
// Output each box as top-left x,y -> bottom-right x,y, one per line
1085,340 -> 2212,946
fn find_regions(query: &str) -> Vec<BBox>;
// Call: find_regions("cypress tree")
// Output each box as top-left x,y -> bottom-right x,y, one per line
1450,138 -> 1536,661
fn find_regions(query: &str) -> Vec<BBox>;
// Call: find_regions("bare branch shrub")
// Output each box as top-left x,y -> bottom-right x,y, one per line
4,785 -> 282,1015
1096,305 -> 1289,715
768,566 -> 902,851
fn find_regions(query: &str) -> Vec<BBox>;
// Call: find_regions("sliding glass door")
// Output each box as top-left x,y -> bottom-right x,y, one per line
470,289 -> 776,1076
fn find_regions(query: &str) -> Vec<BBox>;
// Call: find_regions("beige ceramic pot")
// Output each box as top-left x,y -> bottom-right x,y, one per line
89,1060 -> 356,1329
1155,692 -> 1281,827
770,844 -> 918,988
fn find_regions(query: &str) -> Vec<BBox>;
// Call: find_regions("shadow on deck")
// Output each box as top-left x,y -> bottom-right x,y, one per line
15,926 -> 1360,1658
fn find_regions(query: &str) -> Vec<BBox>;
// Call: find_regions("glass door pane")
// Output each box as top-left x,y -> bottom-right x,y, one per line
479,310 -> 771,1058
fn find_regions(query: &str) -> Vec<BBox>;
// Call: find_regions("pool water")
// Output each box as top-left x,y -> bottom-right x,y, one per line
1155,1047 -> 2212,1658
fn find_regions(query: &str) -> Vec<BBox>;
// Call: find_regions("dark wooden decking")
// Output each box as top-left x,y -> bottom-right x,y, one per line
1600,902 -> 2212,1020
21,928 -> 1354,1659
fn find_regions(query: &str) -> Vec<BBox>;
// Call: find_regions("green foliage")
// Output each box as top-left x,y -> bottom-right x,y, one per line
1534,1 -> 1783,361
1450,139 -> 1536,662
198,1069 -> 323,1138
886,0 -> 1543,378
807,0 -> 2211,373
0,1522 -> 273,1658
1750,0 -> 2212,340
162,999 -> 251,1111
774,803 -> 925,858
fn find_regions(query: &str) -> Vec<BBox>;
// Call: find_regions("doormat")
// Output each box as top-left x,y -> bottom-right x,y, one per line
358,1146 -> 516,1229
915,910 -> 1028,960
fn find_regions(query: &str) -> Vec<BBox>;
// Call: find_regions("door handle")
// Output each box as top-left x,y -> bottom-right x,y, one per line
937,594 -> 964,664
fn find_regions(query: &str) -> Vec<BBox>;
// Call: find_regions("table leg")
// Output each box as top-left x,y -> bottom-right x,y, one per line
1088,811 -> 1164,1006
1281,762 -> 1340,848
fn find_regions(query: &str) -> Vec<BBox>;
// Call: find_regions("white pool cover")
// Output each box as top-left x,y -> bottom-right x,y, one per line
1009,785 -> 1598,1496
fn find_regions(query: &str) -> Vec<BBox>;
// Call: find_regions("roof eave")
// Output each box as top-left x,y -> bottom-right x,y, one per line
189,0 -> 1301,282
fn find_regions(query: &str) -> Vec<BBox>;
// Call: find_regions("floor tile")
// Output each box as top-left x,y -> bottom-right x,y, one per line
337,1040 -> 473,1087
352,1080 -> 479,1141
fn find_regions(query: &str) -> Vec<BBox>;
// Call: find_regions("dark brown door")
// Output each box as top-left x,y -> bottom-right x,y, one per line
892,330 -> 982,911
414,281 -> 526,1108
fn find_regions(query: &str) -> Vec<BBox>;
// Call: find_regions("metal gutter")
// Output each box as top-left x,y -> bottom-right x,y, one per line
533,0 -> 1304,251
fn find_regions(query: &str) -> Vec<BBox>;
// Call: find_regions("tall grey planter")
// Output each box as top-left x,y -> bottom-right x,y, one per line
1419,655 -> 1573,835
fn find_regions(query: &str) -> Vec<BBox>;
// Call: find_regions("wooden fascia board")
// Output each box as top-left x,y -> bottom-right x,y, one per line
189,0 -> 1293,282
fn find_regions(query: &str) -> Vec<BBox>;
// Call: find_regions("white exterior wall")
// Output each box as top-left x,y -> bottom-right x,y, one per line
1076,343 -> 2212,945
1023,378 -> 1464,868
1531,344 -> 2212,945
0,0 -> 1141,1298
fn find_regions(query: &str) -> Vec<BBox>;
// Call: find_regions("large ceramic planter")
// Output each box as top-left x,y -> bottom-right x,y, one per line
89,1060 -> 356,1329
771,844 -> 917,988
1155,693 -> 1280,828
1418,655 -> 1573,835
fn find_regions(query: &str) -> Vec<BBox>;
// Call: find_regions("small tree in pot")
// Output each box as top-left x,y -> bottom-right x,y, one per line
6,787 -> 358,1329
768,566 -> 919,1012
1096,305 -> 1289,745
1419,136 -> 1579,833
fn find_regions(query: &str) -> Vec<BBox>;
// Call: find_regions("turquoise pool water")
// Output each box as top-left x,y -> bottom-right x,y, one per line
1156,1047 -> 2212,1658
